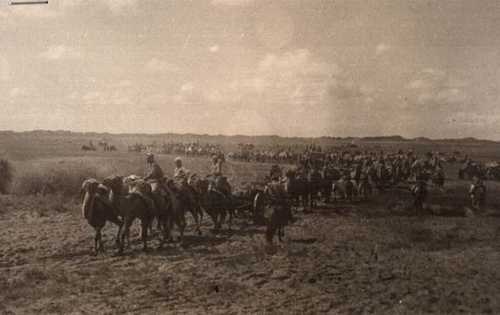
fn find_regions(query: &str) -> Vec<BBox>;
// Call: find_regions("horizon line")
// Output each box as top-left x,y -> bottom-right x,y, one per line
0,129 -> 498,143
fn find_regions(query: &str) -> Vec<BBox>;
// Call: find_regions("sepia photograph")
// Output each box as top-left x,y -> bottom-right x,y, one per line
1,0 -> 500,313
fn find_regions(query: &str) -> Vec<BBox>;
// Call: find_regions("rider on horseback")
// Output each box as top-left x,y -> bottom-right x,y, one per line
173,157 -> 190,188
144,153 -> 165,192
208,154 -> 231,198
264,171 -> 295,223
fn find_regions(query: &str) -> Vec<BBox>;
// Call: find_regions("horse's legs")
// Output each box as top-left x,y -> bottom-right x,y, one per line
265,223 -> 275,245
109,217 -> 123,248
141,218 -> 150,251
118,217 -> 133,254
218,210 -> 226,231
191,208 -> 202,236
278,226 -> 283,242
94,227 -> 102,254
177,212 -> 186,243
227,209 -> 233,231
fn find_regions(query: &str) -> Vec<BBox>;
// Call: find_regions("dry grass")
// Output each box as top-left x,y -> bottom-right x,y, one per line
8,152 -> 273,199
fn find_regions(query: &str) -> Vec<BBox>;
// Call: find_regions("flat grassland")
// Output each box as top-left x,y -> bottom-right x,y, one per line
1,132 -> 500,314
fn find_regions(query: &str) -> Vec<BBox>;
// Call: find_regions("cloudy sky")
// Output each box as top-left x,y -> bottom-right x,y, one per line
1,0 -> 500,139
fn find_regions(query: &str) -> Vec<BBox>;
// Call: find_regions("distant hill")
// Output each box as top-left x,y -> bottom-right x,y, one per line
0,130 -> 499,147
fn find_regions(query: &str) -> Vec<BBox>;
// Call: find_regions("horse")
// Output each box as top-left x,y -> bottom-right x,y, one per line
459,162 -> 485,180
410,181 -> 427,215
283,170 -> 310,208
80,179 -> 123,254
332,176 -> 356,202
81,144 -> 95,151
357,173 -> 372,201
320,166 -> 342,203
191,178 -> 234,232
431,168 -> 445,190
254,191 -> 293,244
160,180 -> 189,243
307,168 -> 323,208
101,176 -> 158,253
469,181 -> 486,210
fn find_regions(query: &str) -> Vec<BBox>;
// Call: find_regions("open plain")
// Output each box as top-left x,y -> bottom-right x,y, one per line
1,132 -> 500,314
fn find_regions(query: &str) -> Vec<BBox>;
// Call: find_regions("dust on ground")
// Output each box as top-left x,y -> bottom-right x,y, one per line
1,194 -> 499,315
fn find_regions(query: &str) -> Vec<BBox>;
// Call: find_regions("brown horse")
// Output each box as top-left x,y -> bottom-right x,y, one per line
190,178 -> 234,232
283,171 -> 310,208
254,192 -> 292,244
81,179 -> 123,254
163,180 -> 189,242
101,176 -> 157,253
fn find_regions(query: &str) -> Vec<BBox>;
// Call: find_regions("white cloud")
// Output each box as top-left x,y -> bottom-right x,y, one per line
83,91 -> 104,103
435,88 -> 465,104
209,45 -> 220,53
447,112 -> 500,126
421,68 -> 446,77
39,45 -> 81,60
193,49 -> 370,136
407,79 -> 426,89
375,43 -> 390,56
82,90 -> 133,106
211,0 -> 255,6
114,80 -> 133,88
145,58 -> 179,73
407,68 -> 468,107
68,91 -> 78,100
364,96 -> 375,105
9,87 -> 25,98
181,82 -> 194,92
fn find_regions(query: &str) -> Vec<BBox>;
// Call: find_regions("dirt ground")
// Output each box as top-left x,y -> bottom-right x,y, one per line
1,192 -> 500,315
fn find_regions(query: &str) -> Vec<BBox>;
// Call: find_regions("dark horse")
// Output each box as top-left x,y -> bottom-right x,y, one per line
102,176 -> 158,254
411,180 -> 428,215
191,178 -> 234,232
283,170 -> 310,208
254,191 -> 293,244
319,166 -> 342,203
81,179 -> 122,254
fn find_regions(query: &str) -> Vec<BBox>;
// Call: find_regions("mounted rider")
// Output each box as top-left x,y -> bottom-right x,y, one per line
144,153 -> 165,193
173,156 -> 190,187
264,169 -> 295,223
208,154 -> 231,198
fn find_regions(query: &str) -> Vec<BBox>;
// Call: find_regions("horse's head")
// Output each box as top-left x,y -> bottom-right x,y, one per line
103,175 -> 124,195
